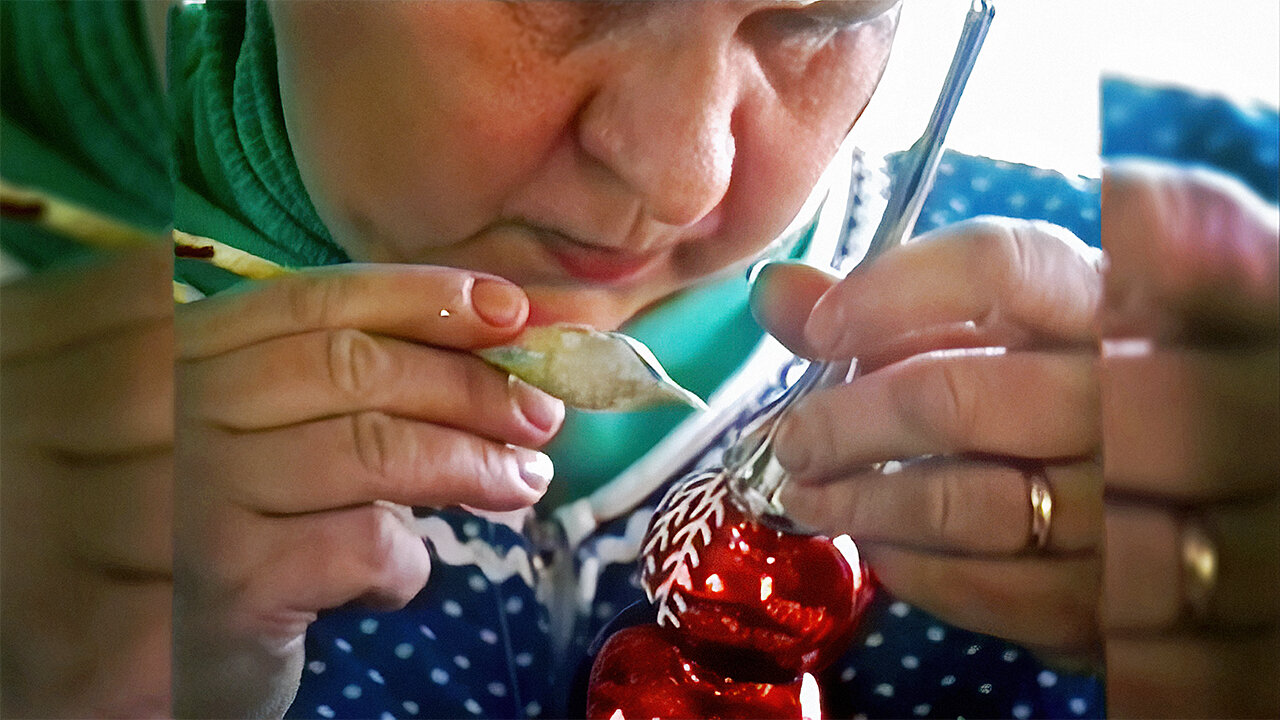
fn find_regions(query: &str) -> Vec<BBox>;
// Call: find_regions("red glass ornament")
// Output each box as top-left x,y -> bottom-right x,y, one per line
585,471 -> 875,719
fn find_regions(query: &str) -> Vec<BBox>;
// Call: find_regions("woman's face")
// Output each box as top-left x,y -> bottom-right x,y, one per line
270,1 -> 899,328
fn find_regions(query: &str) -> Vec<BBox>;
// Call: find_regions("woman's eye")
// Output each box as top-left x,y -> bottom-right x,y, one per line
761,0 -> 899,37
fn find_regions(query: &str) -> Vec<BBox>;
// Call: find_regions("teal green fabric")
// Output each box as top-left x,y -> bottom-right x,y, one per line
170,0 -> 346,294
0,0 -> 171,269
168,0 -> 819,503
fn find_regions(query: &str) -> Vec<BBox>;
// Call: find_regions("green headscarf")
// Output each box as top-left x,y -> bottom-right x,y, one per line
1,0 -> 171,269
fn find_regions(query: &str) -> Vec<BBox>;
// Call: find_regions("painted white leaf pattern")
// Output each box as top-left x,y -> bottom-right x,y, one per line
640,471 -> 730,628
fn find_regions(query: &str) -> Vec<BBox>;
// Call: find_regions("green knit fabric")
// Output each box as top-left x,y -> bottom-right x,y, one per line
169,0 -> 346,294
0,0 -> 171,269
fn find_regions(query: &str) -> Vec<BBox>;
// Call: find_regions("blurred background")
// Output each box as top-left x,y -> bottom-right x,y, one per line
852,0 -> 1279,179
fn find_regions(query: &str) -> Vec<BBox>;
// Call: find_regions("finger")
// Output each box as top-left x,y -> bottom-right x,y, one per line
177,264 -> 529,359
2,316 -> 173,456
781,458 -> 1100,555
58,449 -> 174,579
1101,346 -> 1279,501
183,413 -> 552,513
249,503 -> 432,615
1103,499 -> 1280,632
802,217 -> 1103,364
0,243 -> 172,361
1106,631 -> 1280,719
183,329 -> 563,443
1101,161 -> 1280,344
748,260 -> 840,356
863,544 -> 1102,656
774,350 -> 1099,476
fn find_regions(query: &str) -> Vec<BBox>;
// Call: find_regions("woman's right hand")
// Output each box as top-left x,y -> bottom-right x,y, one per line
173,265 -> 564,719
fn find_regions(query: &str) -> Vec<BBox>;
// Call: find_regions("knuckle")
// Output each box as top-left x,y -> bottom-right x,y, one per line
926,469 -> 962,548
351,412 -> 408,486
362,505 -> 430,608
283,276 -> 345,329
903,361 -> 973,449
327,329 -> 385,401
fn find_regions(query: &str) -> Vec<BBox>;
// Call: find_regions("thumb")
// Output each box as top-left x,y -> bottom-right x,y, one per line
748,260 -> 840,357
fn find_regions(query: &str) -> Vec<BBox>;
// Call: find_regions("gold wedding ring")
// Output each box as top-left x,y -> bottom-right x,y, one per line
1180,517 -> 1218,622
1027,468 -> 1054,551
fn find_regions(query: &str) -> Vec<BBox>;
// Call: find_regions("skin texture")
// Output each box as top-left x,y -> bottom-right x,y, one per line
269,0 -> 898,328
1,245 -> 174,718
175,2 -> 899,716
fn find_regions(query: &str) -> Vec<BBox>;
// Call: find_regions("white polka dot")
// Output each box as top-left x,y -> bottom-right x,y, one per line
420,625 -> 437,640
940,675 -> 956,687
840,666 -> 857,682
1013,703 -> 1032,719
464,698 -> 483,715
913,703 -> 931,716
1008,193 -> 1028,209
536,618 -> 550,632
926,626 -> 945,642
1037,670 -> 1059,688
901,655 -> 920,669
505,596 -> 525,614
394,642 -> 414,659
948,197 -> 969,214
360,618 -> 379,634
526,701 -> 542,717
979,683 -> 993,694
307,661 -> 326,674
368,669 -> 385,685
970,175 -> 992,192
928,210 -> 950,227
454,654 -> 472,669
403,700 -> 420,715
443,600 -> 464,617
595,602 -> 616,620
1069,698 -> 1088,715
853,714 -> 869,720
939,161 -> 956,175
380,713 -> 395,720
343,684 -> 362,700
488,681 -> 508,697
317,705 -> 335,719
629,574 -> 643,588
874,683 -> 895,697
515,652 -> 534,667
478,628 -> 499,645
463,521 -> 482,538
993,159 -> 1014,171
431,668 -> 449,685
966,644 -> 981,655
1002,649 -> 1020,662
889,601 -> 910,618
1080,206 -> 1098,221
864,632 -> 884,648
335,638 -> 352,653
1044,196 -> 1064,212
468,574 -> 489,593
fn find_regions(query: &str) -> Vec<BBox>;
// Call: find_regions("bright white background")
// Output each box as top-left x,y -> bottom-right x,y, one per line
851,0 -> 1280,179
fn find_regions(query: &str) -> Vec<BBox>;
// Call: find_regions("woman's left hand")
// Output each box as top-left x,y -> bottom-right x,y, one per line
754,217 -> 1106,669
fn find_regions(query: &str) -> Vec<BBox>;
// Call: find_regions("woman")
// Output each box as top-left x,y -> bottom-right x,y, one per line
169,3 -> 1115,718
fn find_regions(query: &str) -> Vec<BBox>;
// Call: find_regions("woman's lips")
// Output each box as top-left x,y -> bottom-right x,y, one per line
540,234 -> 665,285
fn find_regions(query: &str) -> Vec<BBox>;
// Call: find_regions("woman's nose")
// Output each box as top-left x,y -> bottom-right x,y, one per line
576,29 -> 743,229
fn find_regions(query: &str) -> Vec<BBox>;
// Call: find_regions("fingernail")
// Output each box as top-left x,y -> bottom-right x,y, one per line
773,416 -> 811,474
471,278 -> 527,328
510,377 -> 565,433
515,448 -> 554,492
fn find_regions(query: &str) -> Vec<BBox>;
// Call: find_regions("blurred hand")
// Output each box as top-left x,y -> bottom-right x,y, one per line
755,217 -> 1106,670
173,265 -> 564,718
1099,161 -> 1278,718
1,244 -> 174,717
